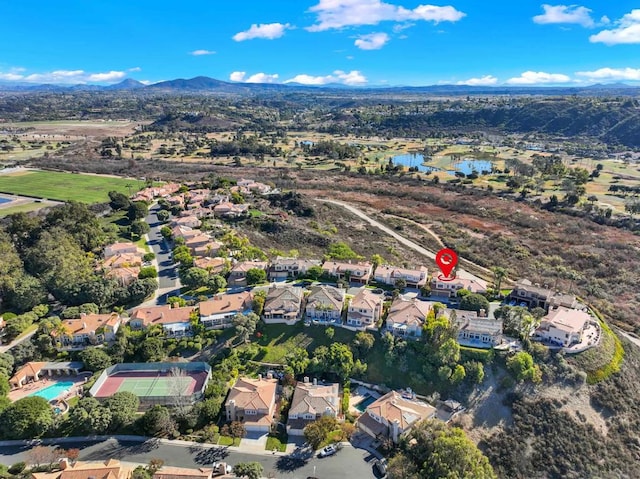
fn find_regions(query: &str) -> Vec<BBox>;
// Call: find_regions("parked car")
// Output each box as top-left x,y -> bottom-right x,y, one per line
318,445 -> 338,458
373,459 -> 388,477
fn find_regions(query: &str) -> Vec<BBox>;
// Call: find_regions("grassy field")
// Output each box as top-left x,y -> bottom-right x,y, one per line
0,201 -> 56,217
0,170 -> 145,203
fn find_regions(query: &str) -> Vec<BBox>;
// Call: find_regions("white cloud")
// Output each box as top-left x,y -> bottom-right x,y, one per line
307,0 -> 465,31
533,4 -> 595,28
230,71 -> 247,82
285,70 -> 367,85
576,67 -> 640,81
87,71 -> 126,82
0,69 -> 129,84
229,71 -> 279,83
233,23 -> 291,41
590,10 -> 640,45
354,32 -> 390,50
455,75 -> 498,86
190,49 -> 216,56
506,71 -> 571,85
128,67 -> 142,72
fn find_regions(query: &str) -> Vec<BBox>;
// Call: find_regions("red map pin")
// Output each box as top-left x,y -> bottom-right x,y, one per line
435,248 -> 458,281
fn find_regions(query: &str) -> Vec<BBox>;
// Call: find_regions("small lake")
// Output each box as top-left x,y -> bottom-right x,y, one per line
391,154 -> 494,176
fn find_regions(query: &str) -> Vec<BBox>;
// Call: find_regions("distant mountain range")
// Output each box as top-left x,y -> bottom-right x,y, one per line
0,76 -> 638,96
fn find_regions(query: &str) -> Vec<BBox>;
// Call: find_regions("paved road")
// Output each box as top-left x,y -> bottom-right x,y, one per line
0,330 -> 36,353
317,198 -> 487,283
143,204 -> 182,303
0,438 -> 378,479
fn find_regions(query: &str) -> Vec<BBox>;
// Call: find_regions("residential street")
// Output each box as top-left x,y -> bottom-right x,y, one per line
0,438 -> 378,479
143,203 -> 182,304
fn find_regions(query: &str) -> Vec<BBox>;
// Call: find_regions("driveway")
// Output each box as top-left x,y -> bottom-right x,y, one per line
0,438 -> 378,479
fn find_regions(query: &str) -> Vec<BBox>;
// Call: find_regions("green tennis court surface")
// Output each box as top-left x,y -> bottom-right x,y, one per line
117,376 -> 193,397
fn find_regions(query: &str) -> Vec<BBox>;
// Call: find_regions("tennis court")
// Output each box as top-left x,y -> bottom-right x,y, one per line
92,369 -> 208,398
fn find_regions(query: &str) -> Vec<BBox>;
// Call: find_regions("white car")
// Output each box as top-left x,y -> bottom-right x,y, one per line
318,445 -> 338,458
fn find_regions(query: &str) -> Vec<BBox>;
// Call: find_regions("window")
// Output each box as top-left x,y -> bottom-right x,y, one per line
245,409 -> 257,415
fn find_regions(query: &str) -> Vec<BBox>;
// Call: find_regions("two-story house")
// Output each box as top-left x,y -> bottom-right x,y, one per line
199,292 -> 254,329
228,261 -> 269,287
55,313 -> 122,349
355,390 -> 436,444
225,375 -> 278,432
452,310 -> 504,348
286,378 -> 340,436
386,297 -> 433,338
128,305 -> 196,337
305,285 -> 345,324
322,261 -> 373,285
194,257 -> 228,274
262,285 -> 304,325
374,265 -> 429,288
430,272 -> 488,299
104,242 -> 144,259
535,306 -> 591,347
267,257 -> 321,282
346,289 -> 384,329
170,215 -> 202,229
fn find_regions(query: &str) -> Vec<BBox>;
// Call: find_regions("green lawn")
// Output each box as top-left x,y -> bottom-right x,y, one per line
0,170 -> 145,203
218,436 -> 241,446
265,433 -> 288,452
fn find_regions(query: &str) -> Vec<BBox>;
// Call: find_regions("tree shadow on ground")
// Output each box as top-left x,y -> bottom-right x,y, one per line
188,445 -> 230,465
275,445 -> 314,472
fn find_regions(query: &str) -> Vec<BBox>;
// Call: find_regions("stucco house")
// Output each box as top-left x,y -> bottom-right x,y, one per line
262,285 -> 304,324
452,310 -> 504,348
286,378 -> 340,436
305,285 -> 345,324
374,265 -> 429,288
104,242 -> 144,259
535,306 -> 591,347
430,272 -> 488,299
225,375 -> 278,432
55,313 -> 122,349
268,257 -> 321,281
199,292 -> 254,329
322,261 -> 373,284
228,261 -> 269,287
128,305 -> 196,337
355,390 -> 436,444
386,297 -> 433,338
346,288 -> 384,329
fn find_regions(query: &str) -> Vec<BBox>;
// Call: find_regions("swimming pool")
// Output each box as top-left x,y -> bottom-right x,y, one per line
0,197 -> 11,205
355,395 -> 377,412
28,381 -> 75,401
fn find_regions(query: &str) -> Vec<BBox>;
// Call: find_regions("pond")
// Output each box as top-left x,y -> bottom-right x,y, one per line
391,154 -> 494,176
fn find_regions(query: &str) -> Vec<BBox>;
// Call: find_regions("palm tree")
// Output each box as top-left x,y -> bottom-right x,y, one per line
492,267 -> 508,297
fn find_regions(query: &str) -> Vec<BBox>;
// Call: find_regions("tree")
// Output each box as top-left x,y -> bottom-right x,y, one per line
303,415 -> 338,449
459,293 -> 490,314
491,267 -> 507,296
108,191 -> 131,211
389,420 -> 496,479
128,201 -> 149,222
156,210 -> 170,223
181,267 -> 209,290
0,396 -> 54,439
207,274 -> 226,293
252,290 -> 266,315
79,347 -> 113,372
140,405 -> 177,437
130,220 -> 150,238
325,327 -> 335,339
104,391 -> 140,431
507,352 -> 541,383
233,462 -> 264,479
305,265 -> 323,280
285,347 -> 310,375
352,331 -> 375,356
326,242 -> 362,260
138,337 -> 166,362
233,313 -> 259,343
370,254 -> 385,271
625,198 -> 640,218
245,268 -> 267,286
229,420 -> 246,438
327,343 -> 354,380
138,266 -> 158,279
148,458 -> 164,474
26,446 -> 58,469
394,278 -> 407,290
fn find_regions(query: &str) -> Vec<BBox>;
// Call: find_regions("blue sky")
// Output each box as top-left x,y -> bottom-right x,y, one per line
1,1 -> 639,86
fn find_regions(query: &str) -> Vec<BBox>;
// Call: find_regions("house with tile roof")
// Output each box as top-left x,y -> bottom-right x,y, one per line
194,257 -> 228,274
305,285 -> 345,324
268,257 -> 322,281
102,252 -> 144,270
355,390 -> 437,444
347,288 -> 384,329
55,313 -> 122,349
228,261 -> 269,287
152,466 -> 213,479
535,306 -> 592,347
129,305 -> 196,336
430,272 -> 488,299
225,376 -> 278,432
199,292 -> 254,329
262,285 -> 304,325
287,378 -> 340,436
10,361 -> 83,389
106,266 -> 140,287
171,215 -> 202,229
322,260 -> 373,284
171,225 -> 199,241
32,459 -> 132,479
386,297 -> 433,339
451,310 -> 504,348
104,242 -> 144,259
374,265 -> 429,288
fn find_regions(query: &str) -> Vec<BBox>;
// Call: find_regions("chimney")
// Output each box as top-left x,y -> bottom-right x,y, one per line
391,419 -> 400,444
479,309 -> 486,318
313,378 -> 318,386
304,376 -> 309,383
266,372 -> 273,380
258,374 -> 263,380
83,322 -> 87,330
